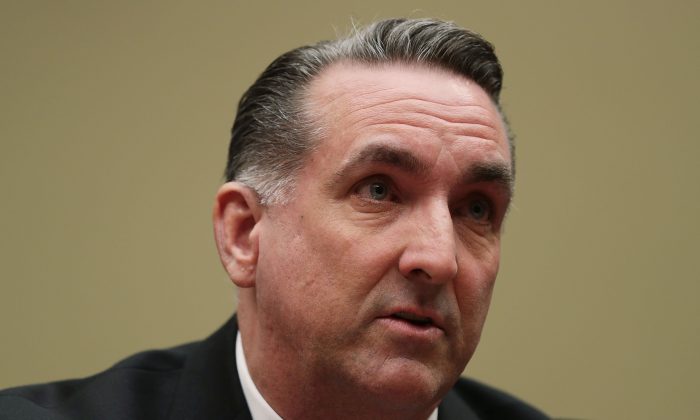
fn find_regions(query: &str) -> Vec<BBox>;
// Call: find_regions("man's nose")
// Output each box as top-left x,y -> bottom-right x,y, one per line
397,202 -> 459,284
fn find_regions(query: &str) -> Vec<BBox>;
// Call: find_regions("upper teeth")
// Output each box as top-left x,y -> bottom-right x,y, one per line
394,312 -> 431,323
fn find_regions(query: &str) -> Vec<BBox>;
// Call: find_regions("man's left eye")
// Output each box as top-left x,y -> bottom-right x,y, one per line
466,197 -> 491,221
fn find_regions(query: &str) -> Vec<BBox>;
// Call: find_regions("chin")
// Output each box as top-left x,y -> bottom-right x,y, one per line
359,357 -> 455,410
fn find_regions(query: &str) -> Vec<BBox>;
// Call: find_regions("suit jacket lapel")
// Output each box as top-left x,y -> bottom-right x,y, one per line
438,387 -> 481,420
168,315 -> 252,420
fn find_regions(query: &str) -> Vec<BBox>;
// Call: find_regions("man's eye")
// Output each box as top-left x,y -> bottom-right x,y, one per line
467,197 -> 491,221
368,182 -> 389,200
353,178 -> 396,203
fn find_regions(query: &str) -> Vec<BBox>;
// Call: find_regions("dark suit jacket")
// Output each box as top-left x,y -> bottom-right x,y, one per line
0,315 -> 548,419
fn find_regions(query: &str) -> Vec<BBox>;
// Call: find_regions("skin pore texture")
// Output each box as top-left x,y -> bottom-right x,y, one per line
213,62 -> 513,420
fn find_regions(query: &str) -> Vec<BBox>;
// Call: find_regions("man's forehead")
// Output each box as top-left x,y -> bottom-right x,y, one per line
303,61 -> 511,167
306,61 -> 494,111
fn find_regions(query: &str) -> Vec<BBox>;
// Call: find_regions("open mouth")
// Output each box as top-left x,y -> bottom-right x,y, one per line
391,311 -> 434,327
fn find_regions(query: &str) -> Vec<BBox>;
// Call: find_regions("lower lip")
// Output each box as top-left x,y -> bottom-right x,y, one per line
376,317 -> 444,342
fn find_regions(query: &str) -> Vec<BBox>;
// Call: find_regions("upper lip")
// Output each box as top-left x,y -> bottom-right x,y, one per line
380,307 -> 446,331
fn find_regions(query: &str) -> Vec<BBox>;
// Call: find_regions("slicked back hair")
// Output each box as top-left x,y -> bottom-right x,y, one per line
225,18 -> 509,205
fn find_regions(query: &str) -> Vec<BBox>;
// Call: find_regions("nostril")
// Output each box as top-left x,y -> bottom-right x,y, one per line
398,238 -> 458,283
409,268 -> 431,280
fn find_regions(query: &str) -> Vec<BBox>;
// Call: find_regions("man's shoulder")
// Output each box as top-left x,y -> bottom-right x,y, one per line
0,315 -> 247,420
0,341 -> 198,420
441,376 -> 549,420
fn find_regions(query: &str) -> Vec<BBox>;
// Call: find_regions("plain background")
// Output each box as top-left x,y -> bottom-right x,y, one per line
1,1 -> 698,419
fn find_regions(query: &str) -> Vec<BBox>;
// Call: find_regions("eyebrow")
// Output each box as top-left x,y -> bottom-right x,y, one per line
333,143 -> 430,179
327,143 -> 513,194
467,161 -> 514,195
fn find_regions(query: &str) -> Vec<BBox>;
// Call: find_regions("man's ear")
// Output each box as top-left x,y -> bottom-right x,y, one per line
212,182 -> 263,288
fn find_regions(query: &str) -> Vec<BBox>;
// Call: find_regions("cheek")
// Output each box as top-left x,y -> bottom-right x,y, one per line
455,246 -> 500,323
254,220 -> 316,321
254,227 -> 346,352
302,212 -> 400,294
256,211 -> 397,327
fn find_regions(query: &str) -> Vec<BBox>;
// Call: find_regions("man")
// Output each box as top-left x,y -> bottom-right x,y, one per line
0,18 -> 548,419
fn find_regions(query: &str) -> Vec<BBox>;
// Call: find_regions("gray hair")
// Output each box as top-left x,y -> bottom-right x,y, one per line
225,18 -> 509,205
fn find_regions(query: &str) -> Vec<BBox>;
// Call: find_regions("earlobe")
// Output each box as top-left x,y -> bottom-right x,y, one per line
212,182 -> 262,288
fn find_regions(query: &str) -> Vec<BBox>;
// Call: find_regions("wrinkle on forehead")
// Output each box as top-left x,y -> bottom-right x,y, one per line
350,105 -> 500,143
309,61 -> 495,108
306,61 -> 507,148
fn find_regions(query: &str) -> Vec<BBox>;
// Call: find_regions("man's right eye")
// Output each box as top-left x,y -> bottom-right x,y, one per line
368,182 -> 389,200
353,177 -> 398,204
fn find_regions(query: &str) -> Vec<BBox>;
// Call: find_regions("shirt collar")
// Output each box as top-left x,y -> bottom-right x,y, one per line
236,331 -> 283,420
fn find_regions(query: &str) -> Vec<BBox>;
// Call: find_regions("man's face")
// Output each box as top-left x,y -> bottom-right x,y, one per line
253,62 -> 512,405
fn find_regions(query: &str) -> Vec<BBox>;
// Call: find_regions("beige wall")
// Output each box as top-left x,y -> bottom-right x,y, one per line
1,1 -> 698,419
